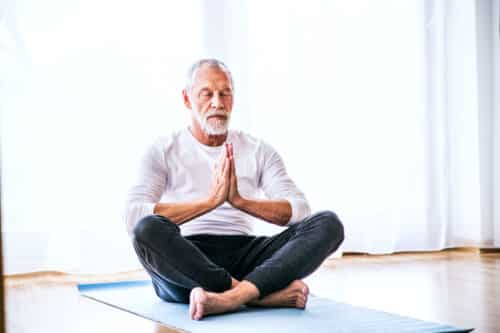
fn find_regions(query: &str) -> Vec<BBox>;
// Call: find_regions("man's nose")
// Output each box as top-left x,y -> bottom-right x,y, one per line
210,93 -> 224,109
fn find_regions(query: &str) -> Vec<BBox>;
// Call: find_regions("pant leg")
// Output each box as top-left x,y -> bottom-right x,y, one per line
234,210 -> 344,298
132,214 -> 232,303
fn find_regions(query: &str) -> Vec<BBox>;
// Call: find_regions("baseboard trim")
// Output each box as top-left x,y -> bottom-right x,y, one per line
342,246 -> 500,256
479,247 -> 500,254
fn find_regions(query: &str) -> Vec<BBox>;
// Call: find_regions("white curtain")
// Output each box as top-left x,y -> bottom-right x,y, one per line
245,0 -> 500,252
1,0 -> 499,274
1,0 -> 209,274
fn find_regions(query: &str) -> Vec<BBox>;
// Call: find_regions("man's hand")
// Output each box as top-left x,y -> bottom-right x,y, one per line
204,142 -> 292,226
208,147 -> 231,207
226,143 -> 243,207
207,142 -> 243,209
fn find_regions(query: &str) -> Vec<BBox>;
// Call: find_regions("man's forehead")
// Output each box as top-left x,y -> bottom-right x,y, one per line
192,65 -> 232,88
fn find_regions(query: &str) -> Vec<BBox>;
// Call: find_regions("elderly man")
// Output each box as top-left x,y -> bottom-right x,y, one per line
125,58 -> 344,320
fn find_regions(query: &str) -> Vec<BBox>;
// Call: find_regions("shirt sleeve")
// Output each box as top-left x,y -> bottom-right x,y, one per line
123,139 -> 168,236
258,141 -> 311,225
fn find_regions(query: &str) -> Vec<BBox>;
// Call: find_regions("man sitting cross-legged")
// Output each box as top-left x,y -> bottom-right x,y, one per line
124,58 -> 344,320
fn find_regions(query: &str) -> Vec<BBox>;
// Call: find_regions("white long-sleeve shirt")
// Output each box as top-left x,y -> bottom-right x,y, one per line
124,127 -> 310,236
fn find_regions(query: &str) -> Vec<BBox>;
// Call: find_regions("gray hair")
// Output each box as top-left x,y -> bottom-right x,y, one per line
185,58 -> 234,93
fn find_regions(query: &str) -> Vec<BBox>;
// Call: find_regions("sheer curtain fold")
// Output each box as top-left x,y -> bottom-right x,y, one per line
1,0 -> 499,274
424,0 -> 483,249
491,0 -> 500,247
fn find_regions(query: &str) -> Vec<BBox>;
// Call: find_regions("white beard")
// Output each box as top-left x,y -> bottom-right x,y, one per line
192,109 -> 231,135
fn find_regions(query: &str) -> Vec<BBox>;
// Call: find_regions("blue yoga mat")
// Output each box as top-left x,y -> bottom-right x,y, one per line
78,280 -> 473,333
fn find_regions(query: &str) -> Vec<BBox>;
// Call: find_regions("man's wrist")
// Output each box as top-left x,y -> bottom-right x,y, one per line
230,195 -> 246,210
204,196 -> 219,211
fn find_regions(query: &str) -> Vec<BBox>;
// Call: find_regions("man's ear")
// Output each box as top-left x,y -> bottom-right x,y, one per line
182,89 -> 192,109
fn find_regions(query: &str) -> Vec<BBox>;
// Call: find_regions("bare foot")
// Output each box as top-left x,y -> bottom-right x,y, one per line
249,280 -> 309,309
189,287 -> 238,320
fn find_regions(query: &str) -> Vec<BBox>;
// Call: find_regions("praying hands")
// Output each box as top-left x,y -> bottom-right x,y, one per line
208,142 -> 242,208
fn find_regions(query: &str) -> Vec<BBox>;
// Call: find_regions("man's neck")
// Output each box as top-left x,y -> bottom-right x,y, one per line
188,125 -> 228,147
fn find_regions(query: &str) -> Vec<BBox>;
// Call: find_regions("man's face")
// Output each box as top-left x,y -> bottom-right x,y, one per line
184,65 -> 234,135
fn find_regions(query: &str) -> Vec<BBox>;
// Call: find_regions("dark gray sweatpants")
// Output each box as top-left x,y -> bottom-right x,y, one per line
132,210 -> 344,303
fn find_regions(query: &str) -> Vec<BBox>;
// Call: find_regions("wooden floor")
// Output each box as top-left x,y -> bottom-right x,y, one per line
5,250 -> 500,333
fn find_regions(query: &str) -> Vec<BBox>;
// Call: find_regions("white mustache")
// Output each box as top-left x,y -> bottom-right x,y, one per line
205,110 -> 228,120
